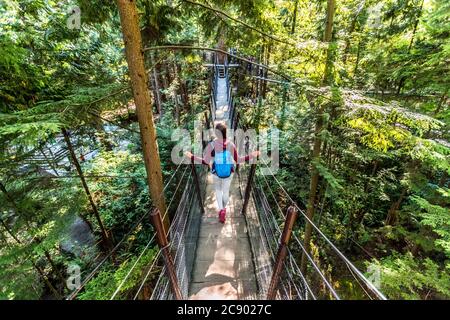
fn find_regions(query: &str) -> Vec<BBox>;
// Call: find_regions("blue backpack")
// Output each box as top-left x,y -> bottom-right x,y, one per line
212,145 -> 234,178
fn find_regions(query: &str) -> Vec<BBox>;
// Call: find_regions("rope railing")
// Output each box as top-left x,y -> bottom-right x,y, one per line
257,157 -> 387,300
65,156 -> 187,300
110,233 -> 158,300
253,174 -> 322,299
133,248 -> 163,300
153,171 -> 198,299
109,166 -> 191,300
256,172 -> 322,300
150,164 -> 206,300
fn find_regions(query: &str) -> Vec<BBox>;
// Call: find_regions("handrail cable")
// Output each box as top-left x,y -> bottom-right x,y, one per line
110,166 -> 190,299
256,172 -> 317,298
133,248 -> 163,300
110,233 -> 157,299
66,161 -> 184,299
258,158 -> 387,300
254,173 -> 337,298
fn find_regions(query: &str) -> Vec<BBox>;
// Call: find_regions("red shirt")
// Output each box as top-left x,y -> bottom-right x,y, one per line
191,139 -> 251,167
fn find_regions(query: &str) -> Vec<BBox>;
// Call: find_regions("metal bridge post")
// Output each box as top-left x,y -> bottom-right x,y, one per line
204,111 -> 211,130
150,208 -> 183,300
241,164 -> 257,216
233,112 -> 240,131
267,206 -> 298,300
191,159 -> 205,214
229,98 -> 235,126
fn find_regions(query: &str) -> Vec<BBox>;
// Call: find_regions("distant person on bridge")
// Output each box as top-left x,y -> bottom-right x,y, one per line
186,122 -> 259,223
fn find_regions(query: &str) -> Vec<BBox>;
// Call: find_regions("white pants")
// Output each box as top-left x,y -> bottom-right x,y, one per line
213,174 -> 233,210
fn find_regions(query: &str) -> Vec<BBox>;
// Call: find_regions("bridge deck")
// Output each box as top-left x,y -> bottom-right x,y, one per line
188,75 -> 259,300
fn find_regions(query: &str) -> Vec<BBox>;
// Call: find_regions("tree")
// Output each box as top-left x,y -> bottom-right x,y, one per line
300,102 -> 325,274
322,0 -> 337,85
62,128 -> 112,251
116,0 -> 168,231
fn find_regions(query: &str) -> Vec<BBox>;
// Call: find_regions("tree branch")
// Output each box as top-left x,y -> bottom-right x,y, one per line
183,0 -> 294,47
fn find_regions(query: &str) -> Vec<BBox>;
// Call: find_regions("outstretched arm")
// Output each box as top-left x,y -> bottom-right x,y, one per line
185,143 -> 213,165
230,142 -> 260,164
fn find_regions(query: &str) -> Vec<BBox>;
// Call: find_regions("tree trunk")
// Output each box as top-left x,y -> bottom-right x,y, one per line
278,86 -> 288,130
161,62 -> 170,97
154,56 -> 167,104
175,62 -> 190,110
385,187 -> 407,226
43,249 -> 68,289
116,0 -> 169,231
164,60 -> 173,87
261,45 -> 271,99
396,0 -> 424,94
61,128 -> 111,250
438,171 -> 448,188
291,0 -> 299,35
172,62 -> 181,125
0,215 -> 21,244
342,1 -> 365,64
0,181 -> 21,215
323,0 -> 336,43
33,260 -> 63,299
353,40 -> 362,80
434,93 -> 447,116
322,0 -> 337,86
407,0 -> 424,52
300,106 -> 324,275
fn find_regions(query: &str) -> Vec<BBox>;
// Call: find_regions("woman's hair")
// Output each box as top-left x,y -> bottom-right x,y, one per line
215,122 -> 227,140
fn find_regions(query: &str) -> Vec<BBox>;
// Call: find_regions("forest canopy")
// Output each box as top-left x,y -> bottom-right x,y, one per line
0,0 -> 448,300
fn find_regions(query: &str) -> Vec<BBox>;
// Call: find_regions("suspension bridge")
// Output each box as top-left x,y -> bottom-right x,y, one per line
68,50 -> 387,301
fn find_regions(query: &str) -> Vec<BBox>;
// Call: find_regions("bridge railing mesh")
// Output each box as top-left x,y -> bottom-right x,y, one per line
150,166 -> 208,300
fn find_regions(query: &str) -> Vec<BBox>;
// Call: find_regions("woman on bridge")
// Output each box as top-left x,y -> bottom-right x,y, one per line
186,122 -> 259,223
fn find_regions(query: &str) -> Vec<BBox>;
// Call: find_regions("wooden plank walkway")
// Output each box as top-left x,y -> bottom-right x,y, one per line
188,74 -> 259,300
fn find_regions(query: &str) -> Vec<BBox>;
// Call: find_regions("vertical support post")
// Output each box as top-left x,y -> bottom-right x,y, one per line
191,159 -> 205,214
267,206 -> 298,300
204,111 -> 211,130
203,111 -> 211,150
201,129 -> 206,150
229,98 -> 235,127
210,96 -> 215,121
233,112 -> 240,132
241,164 -> 257,216
116,0 -> 169,232
150,208 -> 183,300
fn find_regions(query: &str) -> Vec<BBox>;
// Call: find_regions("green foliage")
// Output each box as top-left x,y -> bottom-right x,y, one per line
374,252 -> 450,299
411,194 -> 450,257
78,248 -> 158,300
0,0 -> 448,301
313,158 -> 343,192
86,150 -> 150,230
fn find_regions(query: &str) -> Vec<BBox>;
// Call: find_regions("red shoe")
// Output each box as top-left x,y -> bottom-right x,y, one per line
219,209 -> 226,223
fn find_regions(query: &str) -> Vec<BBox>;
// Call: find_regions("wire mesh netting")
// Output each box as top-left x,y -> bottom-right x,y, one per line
151,167 -> 207,300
